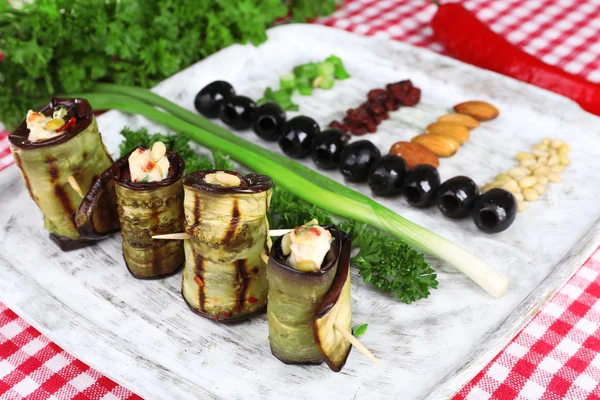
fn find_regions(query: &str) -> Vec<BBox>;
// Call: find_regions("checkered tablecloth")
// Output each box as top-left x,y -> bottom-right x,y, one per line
1,0 -> 600,399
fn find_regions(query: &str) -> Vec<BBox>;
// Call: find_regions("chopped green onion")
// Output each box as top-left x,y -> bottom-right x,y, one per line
279,72 -> 296,90
317,61 -> 335,77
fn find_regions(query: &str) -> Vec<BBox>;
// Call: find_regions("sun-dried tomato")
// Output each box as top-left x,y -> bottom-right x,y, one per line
329,80 -> 420,135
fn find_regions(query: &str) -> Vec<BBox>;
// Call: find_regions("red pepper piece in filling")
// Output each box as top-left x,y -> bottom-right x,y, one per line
56,117 -> 76,132
248,297 -> 258,304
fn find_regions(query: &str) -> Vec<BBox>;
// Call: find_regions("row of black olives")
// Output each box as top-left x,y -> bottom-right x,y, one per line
194,81 -> 517,233
193,80 -> 348,170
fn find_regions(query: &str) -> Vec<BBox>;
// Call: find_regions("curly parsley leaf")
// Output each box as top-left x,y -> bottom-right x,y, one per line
339,221 -> 438,304
0,0 -> 335,128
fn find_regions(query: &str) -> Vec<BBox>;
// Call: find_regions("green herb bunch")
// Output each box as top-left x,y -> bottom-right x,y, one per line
0,0 -> 338,127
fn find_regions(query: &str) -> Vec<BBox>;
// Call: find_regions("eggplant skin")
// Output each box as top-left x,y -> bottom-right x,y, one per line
181,171 -> 272,322
312,232 -> 353,372
76,160 -> 121,240
114,151 -> 186,279
267,226 -> 348,366
9,114 -> 113,245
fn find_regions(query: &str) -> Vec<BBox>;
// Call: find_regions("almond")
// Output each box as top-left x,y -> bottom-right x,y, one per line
453,101 -> 499,121
437,113 -> 480,129
411,134 -> 459,157
426,122 -> 470,144
389,141 -> 440,169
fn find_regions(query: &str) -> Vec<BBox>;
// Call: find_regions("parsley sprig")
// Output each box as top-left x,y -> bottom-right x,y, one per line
0,0 -> 337,127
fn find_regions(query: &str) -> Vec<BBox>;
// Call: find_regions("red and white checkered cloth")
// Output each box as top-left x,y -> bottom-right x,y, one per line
455,249 -> 600,400
0,304 -> 141,400
1,0 -> 600,399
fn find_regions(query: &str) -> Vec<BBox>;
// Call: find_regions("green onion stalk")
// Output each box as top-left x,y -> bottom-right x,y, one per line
68,85 -> 508,298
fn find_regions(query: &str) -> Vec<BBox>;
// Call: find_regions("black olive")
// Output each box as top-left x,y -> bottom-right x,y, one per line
279,116 -> 320,159
311,129 -> 347,169
471,188 -> 517,233
194,81 -> 235,118
339,140 -> 381,182
436,176 -> 479,219
219,95 -> 256,130
252,102 -> 287,141
402,164 -> 440,208
368,155 -> 408,196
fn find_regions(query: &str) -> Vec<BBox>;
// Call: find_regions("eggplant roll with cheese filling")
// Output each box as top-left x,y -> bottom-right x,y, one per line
113,143 -> 185,278
181,170 -> 273,323
8,98 -> 117,251
267,222 -> 353,371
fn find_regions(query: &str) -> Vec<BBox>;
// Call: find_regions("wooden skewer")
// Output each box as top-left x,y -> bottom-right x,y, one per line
67,175 -> 84,198
260,252 -> 269,265
333,322 -> 381,367
153,229 -> 292,241
269,229 -> 293,237
152,233 -> 191,240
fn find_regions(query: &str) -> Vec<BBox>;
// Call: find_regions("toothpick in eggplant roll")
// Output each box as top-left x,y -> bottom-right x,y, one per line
181,170 -> 273,323
113,143 -> 186,278
8,98 -> 116,251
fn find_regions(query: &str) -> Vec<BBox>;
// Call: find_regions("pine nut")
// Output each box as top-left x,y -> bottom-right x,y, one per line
549,148 -> 558,156
502,180 -> 520,192
215,171 -> 242,187
551,139 -> 564,149
520,159 -> 536,167
518,176 -> 537,189
538,176 -> 549,185
533,166 -> 550,176
548,155 -> 560,166
537,156 -> 548,165
548,173 -> 561,183
559,155 -> 570,165
512,191 -> 524,202
534,143 -> 549,152
509,167 -> 530,178
558,144 -> 571,155
516,151 -> 534,161
483,183 -> 497,192
496,173 -> 511,182
550,165 -> 565,173
533,184 -> 545,195
204,173 -> 216,184
523,188 -> 538,202
542,138 -> 551,146
151,141 -> 167,161
532,149 -> 549,158
517,200 -> 526,212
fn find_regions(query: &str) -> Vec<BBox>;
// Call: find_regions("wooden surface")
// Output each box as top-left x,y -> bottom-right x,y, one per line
1,25 -> 600,399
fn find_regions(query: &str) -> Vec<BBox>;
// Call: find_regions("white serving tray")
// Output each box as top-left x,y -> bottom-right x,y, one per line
1,24 -> 600,400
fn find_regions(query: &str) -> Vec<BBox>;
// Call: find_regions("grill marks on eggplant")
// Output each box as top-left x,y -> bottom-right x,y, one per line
235,259 -> 248,312
222,200 -> 240,244
196,254 -> 206,312
54,185 -> 77,228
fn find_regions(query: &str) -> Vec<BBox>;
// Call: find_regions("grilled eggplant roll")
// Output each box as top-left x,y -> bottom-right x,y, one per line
267,223 -> 353,371
8,98 -> 115,251
113,145 -> 185,278
181,170 -> 273,323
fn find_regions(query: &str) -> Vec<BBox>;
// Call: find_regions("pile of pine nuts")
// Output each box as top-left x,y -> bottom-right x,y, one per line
483,138 -> 570,212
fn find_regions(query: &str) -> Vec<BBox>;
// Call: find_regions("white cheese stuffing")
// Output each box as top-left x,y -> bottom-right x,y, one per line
285,220 -> 332,272
128,142 -> 170,183
25,107 -> 68,142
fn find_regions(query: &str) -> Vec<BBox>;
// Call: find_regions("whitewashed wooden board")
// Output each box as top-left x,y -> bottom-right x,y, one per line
1,25 -> 600,400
